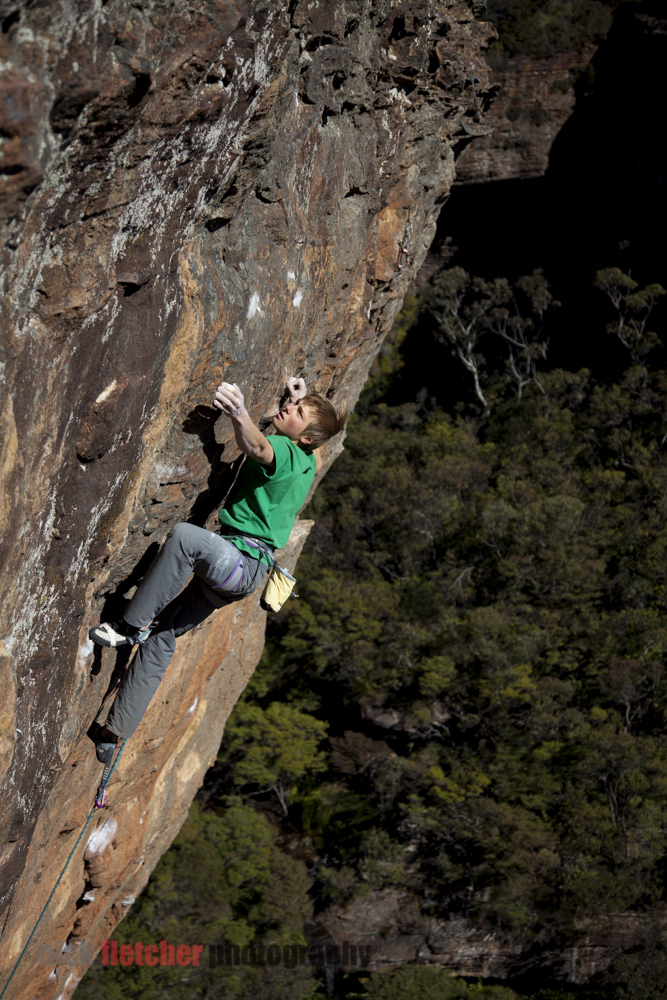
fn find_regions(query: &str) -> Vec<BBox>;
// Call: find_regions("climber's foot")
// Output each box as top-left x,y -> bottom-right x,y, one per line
91,724 -> 121,764
89,620 -> 149,648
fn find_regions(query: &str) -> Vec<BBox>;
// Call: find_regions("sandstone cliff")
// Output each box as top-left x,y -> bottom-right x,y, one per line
455,45 -> 598,184
0,1 -> 494,995
316,887 -> 667,984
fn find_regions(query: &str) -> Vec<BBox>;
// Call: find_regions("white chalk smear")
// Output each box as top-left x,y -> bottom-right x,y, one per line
287,270 -> 295,281
247,292 -> 261,319
85,817 -> 117,857
292,288 -> 303,308
188,696 -> 198,714
95,380 -> 117,404
58,971 -> 82,997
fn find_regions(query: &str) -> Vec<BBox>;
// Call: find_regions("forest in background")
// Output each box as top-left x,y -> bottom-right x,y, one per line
77,2 -> 667,998
77,251 -> 667,1000
485,0 -> 625,59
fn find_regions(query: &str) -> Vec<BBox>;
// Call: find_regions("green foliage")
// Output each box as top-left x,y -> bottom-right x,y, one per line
222,701 -> 328,815
597,939 -> 667,1000
423,267 -> 559,407
354,964 -> 524,1000
80,250 -> 667,1000
485,0 -> 623,60
76,802 -> 318,1000
254,335 -> 667,942
525,993 -> 580,1000
594,267 -> 665,363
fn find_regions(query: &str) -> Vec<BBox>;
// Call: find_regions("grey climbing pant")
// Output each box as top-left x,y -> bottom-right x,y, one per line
105,522 -> 266,739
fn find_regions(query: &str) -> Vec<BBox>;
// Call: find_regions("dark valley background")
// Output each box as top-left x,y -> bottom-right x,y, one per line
77,1 -> 667,998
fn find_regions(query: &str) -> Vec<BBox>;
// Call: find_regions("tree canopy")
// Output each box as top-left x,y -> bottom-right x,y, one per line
79,258 -> 667,1000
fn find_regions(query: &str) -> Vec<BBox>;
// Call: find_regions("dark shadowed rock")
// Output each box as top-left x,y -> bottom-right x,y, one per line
455,45 -> 598,184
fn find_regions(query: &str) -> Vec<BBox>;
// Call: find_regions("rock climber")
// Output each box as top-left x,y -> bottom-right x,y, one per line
88,376 -> 347,764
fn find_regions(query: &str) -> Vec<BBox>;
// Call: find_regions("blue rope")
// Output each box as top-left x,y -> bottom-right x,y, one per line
0,741 -> 128,1000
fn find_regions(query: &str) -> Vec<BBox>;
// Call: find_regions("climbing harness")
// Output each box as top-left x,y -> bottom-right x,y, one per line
212,551 -> 246,595
396,212 -> 412,270
0,740 -> 127,1000
220,532 -> 298,612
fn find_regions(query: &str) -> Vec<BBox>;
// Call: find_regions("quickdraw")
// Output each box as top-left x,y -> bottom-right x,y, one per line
396,213 -> 412,270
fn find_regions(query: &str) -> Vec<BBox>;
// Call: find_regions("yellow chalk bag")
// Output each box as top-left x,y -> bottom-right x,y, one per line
261,564 -> 297,612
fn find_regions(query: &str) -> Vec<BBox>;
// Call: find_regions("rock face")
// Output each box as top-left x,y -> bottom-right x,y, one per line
0,1 -> 494,995
455,46 -> 598,183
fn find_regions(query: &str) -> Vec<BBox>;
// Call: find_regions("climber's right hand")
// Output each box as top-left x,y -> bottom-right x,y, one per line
286,376 -> 307,401
214,382 -> 245,418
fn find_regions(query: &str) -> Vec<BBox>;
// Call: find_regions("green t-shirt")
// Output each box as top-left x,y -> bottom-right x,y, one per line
218,435 -> 316,565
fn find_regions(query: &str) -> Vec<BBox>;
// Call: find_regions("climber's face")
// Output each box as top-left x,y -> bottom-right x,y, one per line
273,400 -> 314,445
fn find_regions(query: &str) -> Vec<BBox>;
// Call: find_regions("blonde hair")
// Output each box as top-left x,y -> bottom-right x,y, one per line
301,390 -> 348,450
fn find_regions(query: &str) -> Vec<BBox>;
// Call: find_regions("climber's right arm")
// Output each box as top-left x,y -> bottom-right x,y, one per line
213,383 -> 275,467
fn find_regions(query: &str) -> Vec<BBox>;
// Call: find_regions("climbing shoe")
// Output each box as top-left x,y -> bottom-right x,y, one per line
89,620 -> 150,648
95,741 -> 116,766
91,724 -> 120,764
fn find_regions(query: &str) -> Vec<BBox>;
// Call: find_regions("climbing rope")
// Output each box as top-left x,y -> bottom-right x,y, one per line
0,741 -> 128,1000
